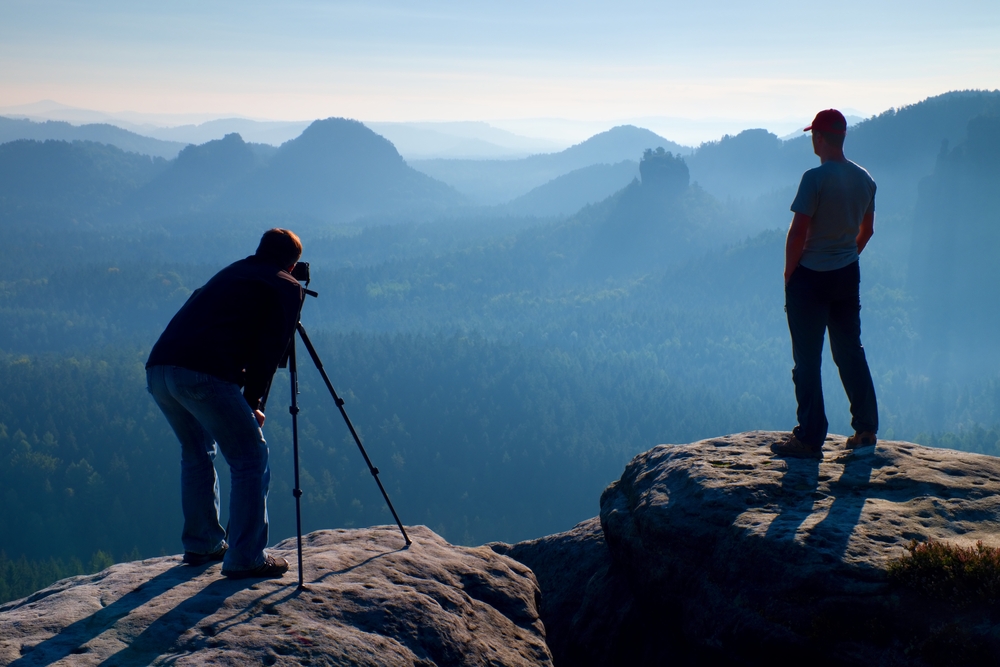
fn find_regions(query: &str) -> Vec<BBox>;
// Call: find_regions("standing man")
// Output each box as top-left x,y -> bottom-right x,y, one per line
146,229 -> 304,577
772,110 -> 879,459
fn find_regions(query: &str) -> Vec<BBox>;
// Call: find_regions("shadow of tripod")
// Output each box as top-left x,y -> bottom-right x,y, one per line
264,277 -> 411,589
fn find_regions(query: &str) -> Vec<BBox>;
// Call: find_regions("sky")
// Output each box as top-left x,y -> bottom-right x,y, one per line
2,0 -> 999,144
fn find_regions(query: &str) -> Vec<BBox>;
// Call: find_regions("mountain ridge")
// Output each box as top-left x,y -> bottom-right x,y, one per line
0,116 -> 187,159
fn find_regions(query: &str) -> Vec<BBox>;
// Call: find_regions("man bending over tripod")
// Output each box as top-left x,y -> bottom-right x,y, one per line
146,229 -> 303,578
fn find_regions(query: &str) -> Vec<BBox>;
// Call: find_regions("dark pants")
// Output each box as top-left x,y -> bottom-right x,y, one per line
785,261 -> 878,446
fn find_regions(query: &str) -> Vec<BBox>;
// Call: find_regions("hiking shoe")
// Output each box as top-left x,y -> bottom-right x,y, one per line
222,554 -> 289,580
845,431 -> 877,449
770,433 -> 823,459
183,543 -> 228,566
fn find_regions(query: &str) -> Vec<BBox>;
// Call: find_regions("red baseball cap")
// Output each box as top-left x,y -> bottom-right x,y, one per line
804,109 -> 847,134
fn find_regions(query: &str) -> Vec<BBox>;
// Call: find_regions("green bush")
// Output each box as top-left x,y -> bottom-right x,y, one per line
887,539 -> 1000,603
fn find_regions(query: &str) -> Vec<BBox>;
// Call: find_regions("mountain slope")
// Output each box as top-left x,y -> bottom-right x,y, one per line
503,161 -> 639,217
0,140 -> 167,224
0,116 -> 186,159
410,125 -> 687,205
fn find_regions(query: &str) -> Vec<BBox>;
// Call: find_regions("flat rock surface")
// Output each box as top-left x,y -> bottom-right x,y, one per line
599,431 -> 1000,663
0,525 -> 551,667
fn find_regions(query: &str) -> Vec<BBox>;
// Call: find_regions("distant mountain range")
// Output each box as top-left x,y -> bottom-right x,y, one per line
2,91 -> 997,228
0,119 -> 464,226
365,121 -> 564,160
0,101 -> 565,160
126,119 -> 311,148
410,125 -> 688,205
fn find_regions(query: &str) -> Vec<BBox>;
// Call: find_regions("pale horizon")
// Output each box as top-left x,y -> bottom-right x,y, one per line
2,1 -> 998,145
0,96 -> 935,148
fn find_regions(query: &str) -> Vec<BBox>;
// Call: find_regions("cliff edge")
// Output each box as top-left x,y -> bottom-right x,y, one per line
498,431 -> 1000,665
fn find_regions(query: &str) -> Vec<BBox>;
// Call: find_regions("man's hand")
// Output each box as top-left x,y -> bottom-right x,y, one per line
254,409 -> 266,428
857,210 -> 875,255
785,212 -> 811,284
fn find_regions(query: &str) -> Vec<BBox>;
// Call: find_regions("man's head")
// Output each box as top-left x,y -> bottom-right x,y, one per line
255,228 -> 302,270
805,109 -> 847,151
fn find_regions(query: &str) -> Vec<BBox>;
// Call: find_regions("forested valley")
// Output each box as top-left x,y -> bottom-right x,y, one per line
2,90 -> 999,603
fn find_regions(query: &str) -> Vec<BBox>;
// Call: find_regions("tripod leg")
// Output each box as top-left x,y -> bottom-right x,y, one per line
288,337 -> 306,588
296,323 -> 411,546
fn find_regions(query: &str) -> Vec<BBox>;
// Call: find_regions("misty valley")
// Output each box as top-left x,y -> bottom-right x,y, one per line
2,90 -> 1000,604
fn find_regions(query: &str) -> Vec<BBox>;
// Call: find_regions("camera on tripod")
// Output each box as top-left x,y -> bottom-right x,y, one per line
267,259 -> 411,587
290,261 -> 310,282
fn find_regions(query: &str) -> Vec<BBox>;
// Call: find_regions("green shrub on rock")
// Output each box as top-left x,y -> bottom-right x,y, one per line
888,539 -> 1000,603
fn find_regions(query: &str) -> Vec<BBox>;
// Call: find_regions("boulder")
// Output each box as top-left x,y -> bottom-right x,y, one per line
0,525 -> 551,667
598,431 -> 1000,664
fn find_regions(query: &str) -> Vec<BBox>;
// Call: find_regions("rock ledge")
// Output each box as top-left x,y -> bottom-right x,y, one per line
0,525 -> 551,667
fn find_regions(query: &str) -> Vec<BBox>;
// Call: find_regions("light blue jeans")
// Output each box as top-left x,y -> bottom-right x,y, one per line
147,365 -> 270,571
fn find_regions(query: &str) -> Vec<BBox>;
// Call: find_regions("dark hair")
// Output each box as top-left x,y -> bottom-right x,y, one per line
818,130 -> 846,150
255,228 -> 302,268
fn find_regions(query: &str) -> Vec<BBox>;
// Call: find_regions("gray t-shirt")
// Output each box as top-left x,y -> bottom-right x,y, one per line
790,159 -> 876,272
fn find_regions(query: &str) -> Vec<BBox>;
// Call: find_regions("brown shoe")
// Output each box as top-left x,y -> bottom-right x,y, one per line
222,554 -> 289,579
845,431 -> 877,449
770,433 -> 823,459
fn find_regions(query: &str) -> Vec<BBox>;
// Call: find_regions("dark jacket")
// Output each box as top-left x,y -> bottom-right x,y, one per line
146,255 -> 303,409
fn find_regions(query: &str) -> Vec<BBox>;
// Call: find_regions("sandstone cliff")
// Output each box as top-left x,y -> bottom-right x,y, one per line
499,431 -> 1000,666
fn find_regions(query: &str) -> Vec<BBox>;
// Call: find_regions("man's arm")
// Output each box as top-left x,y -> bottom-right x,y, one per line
784,212 -> 811,284
857,210 -> 874,255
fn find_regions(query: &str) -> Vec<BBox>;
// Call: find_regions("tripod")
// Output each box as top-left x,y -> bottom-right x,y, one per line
264,288 -> 411,589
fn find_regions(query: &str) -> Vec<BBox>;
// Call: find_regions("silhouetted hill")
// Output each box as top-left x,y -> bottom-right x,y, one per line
410,125 -> 687,204
224,117 -> 465,222
0,140 -> 167,224
503,161 -> 639,217
0,116 -> 186,159
125,133 -> 263,218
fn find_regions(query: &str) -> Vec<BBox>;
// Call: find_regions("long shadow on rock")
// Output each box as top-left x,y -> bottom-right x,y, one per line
806,451 -> 875,564
95,576 -> 266,666
9,565 -> 191,666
